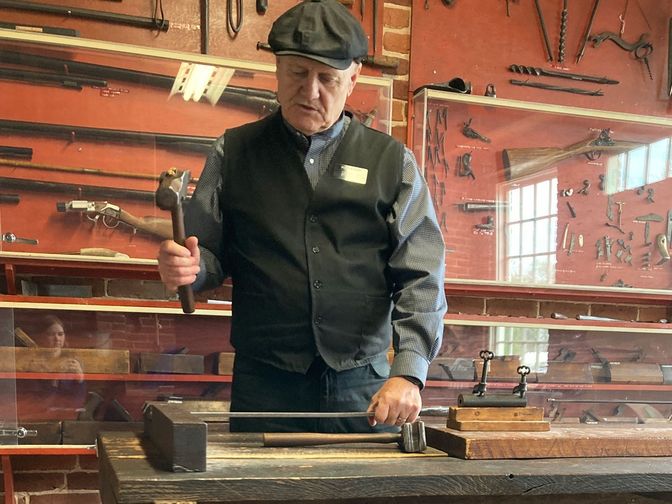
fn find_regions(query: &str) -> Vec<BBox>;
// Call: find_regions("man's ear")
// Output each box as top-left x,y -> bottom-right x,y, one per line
347,62 -> 362,96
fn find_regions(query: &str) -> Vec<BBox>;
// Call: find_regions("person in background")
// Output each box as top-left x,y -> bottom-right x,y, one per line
33,314 -> 84,381
158,0 -> 446,433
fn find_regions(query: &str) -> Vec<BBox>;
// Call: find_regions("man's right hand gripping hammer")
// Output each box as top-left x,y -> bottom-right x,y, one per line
156,168 -> 197,314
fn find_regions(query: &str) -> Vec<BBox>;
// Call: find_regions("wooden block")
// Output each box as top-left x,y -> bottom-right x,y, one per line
449,407 -> 544,422
486,356 -> 520,381
539,362 -> 593,383
0,347 -> 130,373
138,352 -> 204,374
14,327 -> 38,347
144,402 -> 207,472
427,357 -> 476,381
62,420 -> 143,445
426,425 -> 672,459
662,364 -> 672,384
18,422 -> 62,445
445,419 -> 550,432
590,363 -> 610,382
607,362 -> 664,384
217,352 -> 235,375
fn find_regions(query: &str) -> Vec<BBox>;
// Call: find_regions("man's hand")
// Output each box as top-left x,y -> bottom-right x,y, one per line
157,236 -> 201,292
366,376 -> 422,427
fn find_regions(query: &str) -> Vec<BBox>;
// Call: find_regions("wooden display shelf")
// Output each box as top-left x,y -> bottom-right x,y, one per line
3,372 -> 232,383
425,380 -> 672,392
0,445 -> 96,455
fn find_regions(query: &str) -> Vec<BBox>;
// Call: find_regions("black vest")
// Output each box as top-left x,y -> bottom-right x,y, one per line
222,112 -> 404,373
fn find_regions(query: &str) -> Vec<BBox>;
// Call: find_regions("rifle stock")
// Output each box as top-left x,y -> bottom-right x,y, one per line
57,201 -> 173,240
502,132 -> 643,180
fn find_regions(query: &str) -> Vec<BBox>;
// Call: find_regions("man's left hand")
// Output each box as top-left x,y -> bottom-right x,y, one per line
366,376 -> 422,426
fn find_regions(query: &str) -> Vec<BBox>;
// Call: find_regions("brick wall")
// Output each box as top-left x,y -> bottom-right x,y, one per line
1,455 -> 101,504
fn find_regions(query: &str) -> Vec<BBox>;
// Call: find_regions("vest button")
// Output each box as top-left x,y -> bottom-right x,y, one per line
312,246 -> 320,254
309,214 -> 318,223
313,280 -> 322,289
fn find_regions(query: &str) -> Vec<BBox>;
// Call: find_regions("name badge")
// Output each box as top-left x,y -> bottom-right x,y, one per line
334,164 -> 368,185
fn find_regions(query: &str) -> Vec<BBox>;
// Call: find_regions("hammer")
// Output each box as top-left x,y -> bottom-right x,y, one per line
155,167 -> 195,314
261,421 -> 427,453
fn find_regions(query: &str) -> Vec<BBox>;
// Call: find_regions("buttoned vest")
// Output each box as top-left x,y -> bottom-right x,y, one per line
222,112 -> 404,373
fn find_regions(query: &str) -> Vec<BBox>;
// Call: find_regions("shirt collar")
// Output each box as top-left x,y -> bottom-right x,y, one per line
281,111 -> 346,150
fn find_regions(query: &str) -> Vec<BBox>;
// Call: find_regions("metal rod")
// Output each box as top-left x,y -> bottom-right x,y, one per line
534,0 -> 554,61
189,407 -> 450,418
0,0 -> 169,31
509,64 -> 619,84
0,68 -> 107,89
510,79 -> 603,96
0,176 -> 157,202
548,398 -> 672,404
577,0 -> 601,63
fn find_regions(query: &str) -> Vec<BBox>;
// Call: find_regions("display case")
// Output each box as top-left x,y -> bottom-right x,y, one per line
0,300 -> 233,446
411,89 -> 672,295
424,316 -> 672,425
0,29 -> 393,269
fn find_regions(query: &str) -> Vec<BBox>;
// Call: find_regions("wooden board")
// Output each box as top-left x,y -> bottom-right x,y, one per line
216,352 -> 235,375
0,347 -> 130,373
137,352 -> 204,374
608,362 -> 664,384
426,425 -> 672,460
449,407 -> 544,422
539,362 -> 594,383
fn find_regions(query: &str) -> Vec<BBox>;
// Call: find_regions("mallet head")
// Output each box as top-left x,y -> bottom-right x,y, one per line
399,421 -> 426,453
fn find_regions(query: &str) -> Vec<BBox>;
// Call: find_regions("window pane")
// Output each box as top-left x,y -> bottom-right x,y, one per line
509,187 -> 520,222
626,146 -> 647,189
508,223 -> 520,256
549,216 -> 558,252
535,218 -> 550,253
647,138 -> 669,184
521,185 -> 535,220
521,221 -> 534,255
520,256 -> 534,282
535,180 -> 550,217
507,257 -> 520,281
534,254 -> 549,283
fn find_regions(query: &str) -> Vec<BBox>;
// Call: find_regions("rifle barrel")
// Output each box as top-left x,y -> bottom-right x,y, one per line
0,0 -> 169,31
0,176 -> 156,202
0,119 -> 215,154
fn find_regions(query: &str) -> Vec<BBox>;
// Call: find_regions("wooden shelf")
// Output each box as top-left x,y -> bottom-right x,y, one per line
3,372 -> 232,383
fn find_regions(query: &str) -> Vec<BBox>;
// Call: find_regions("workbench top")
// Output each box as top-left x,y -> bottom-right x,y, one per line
97,430 -> 672,504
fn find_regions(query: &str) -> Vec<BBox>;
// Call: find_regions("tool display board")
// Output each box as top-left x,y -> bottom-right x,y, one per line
410,0 -> 672,118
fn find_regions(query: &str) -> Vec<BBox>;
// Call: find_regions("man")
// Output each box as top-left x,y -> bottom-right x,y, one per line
158,0 -> 446,433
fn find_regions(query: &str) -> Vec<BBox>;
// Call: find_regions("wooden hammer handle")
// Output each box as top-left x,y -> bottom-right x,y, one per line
263,432 -> 399,447
171,204 -> 195,314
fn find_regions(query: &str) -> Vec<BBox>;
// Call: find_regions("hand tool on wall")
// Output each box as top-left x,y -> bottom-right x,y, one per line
1,232 -> 38,245
256,0 -> 268,15
227,0 -> 243,36
0,194 -> 20,204
508,65 -> 618,85
0,0 -> 169,31
372,0 -> 378,54
618,0 -> 629,37
201,0 -> 209,54
576,0 -> 600,63
0,146 -> 32,160
156,169 -> 196,314
509,79 -> 603,96
263,421 -> 427,453
558,0 -> 568,63
0,21 -> 78,37
591,32 -> 653,80
462,118 -> 490,143
534,0 -> 554,61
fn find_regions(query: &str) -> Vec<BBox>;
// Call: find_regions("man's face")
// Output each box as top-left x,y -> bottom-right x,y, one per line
276,55 -> 361,136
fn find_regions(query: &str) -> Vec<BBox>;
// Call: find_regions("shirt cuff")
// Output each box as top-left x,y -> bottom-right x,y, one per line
390,350 -> 429,389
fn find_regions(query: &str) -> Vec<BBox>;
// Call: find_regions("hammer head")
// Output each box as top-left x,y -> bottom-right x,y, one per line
156,168 -> 191,211
399,421 -> 426,453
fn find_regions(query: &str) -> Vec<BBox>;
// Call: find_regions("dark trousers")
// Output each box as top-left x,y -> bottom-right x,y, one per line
230,353 -> 396,433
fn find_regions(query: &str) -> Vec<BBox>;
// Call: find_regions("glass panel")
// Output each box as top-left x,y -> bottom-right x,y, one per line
425,321 -> 672,426
0,308 -> 17,445
412,89 -> 672,293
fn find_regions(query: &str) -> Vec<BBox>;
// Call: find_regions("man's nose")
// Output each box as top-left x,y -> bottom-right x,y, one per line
301,76 -> 320,100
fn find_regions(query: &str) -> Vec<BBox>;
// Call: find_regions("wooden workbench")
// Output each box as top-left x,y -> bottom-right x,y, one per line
97,430 -> 672,504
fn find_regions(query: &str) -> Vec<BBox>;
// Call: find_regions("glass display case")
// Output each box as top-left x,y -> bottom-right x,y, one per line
0,300 -> 232,446
411,89 -> 672,295
424,317 -> 672,425
0,29 -> 393,262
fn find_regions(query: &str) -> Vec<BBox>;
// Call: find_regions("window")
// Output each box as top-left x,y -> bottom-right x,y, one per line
504,178 -> 558,284
613,137 -> 671,192
490,326 -> 548,373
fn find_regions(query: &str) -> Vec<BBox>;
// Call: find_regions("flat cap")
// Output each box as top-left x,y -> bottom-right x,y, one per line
268,0 -> 368,70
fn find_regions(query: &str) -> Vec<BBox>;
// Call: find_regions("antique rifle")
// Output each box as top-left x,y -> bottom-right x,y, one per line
1,176 -> 156,202
56,200 -> 173,240
502,129 -> 642,180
